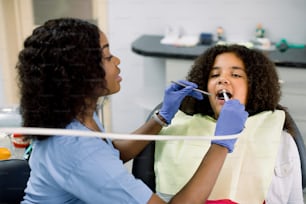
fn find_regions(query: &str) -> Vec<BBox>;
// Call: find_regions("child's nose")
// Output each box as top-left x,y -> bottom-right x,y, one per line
217,77 -> 230,85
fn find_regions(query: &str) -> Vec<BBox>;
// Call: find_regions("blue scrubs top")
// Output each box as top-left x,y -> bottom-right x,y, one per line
22,114 -> 152,204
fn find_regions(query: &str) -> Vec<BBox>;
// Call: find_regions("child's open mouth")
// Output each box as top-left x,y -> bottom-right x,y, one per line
217,90 -> 232,101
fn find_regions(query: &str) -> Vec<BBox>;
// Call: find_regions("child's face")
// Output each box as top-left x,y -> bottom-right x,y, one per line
207,52 -> 248,118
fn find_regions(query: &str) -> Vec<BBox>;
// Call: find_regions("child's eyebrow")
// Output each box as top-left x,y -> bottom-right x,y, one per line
232,66 -> 245,70
211,66 -> 245,70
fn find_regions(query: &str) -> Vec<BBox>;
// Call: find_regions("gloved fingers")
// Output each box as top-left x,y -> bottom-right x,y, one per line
223,99 -> 244,110
215,99 -> 248,135
212,99 -> 248,153
175,80 -> 203,100
160,80 -> 202,124
166,85 -> 194,98
226,101 -> 247,118
165,83 -> 184,92
160,86 -> 193,124
222,100 -> 248,120
167,81 -> 203,98
174,86 -> 204,101
176,79 -> 198,88
188,91 -> 204,100
166,81 -> 197,92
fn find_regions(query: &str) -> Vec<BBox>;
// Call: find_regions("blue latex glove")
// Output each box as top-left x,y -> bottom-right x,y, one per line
159,80 -> 203,124
212,99 -> 248,153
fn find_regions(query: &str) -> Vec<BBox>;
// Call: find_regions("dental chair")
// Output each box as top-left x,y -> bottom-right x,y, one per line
132,103 -> 306,191
132,103 -> 162,192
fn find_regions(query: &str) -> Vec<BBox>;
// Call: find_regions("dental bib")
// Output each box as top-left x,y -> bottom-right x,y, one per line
155,110 -> 285,203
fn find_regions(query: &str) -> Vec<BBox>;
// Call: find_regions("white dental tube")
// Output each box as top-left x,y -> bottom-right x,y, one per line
222,89 -> 229,101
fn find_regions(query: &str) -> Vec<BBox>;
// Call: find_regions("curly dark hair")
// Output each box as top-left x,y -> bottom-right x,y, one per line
180,44 -> 295,137
16,18 -> 107,140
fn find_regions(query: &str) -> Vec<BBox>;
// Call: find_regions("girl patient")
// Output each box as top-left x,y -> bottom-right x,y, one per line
155,44 -> 304,204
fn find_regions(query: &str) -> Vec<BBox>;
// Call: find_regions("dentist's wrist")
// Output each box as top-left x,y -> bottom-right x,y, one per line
152,111 -> 168,127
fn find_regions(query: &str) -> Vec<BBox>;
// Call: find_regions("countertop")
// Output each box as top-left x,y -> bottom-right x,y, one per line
132,35 -> 306,68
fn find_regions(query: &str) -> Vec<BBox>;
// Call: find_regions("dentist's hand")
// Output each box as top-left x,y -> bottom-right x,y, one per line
159,80 -> 203,124
212,99 -> 248,153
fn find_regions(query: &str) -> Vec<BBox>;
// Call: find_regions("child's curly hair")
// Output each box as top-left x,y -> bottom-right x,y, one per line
180,44 -> 295,136
16,18 -> 107,139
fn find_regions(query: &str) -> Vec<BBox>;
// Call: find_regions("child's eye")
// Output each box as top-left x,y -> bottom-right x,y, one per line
210,73 -> 219,78
232,73 -> 241,78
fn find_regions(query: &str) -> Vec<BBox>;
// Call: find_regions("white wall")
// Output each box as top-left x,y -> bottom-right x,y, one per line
106,0 -> 306,133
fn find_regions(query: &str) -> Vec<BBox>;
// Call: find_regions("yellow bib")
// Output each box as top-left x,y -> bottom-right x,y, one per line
155,110 -> 285,203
